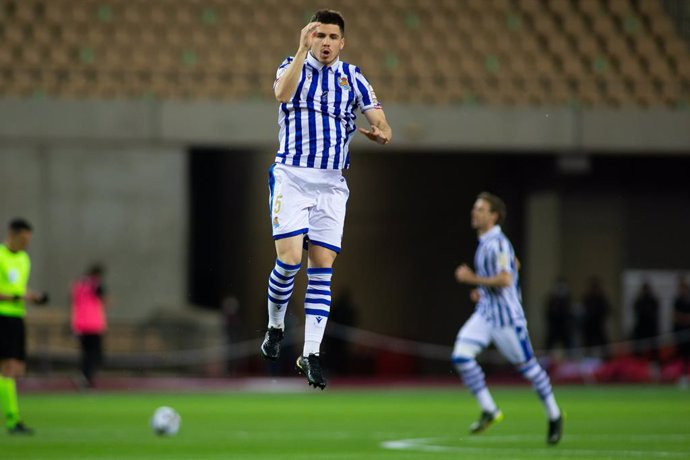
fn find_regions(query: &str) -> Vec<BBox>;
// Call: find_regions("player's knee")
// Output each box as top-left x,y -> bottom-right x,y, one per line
451,342 -> 481,363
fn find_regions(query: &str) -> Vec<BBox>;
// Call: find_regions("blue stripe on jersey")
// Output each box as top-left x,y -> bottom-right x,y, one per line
355,68 -> 372,107
332,72 -> 343,168
280,104 -> 290,159
341,63 -> 357,170
306,68 -> 320,168
291,66 -> 307,166
276,58 -> 294,159
319,67 -> 331,169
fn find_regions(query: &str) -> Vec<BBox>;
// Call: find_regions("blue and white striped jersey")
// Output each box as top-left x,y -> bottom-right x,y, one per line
273,52 -> 381,170
474,225 -> 527,327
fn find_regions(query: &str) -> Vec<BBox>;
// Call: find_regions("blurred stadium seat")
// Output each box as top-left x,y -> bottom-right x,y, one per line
0,0 -> 688,107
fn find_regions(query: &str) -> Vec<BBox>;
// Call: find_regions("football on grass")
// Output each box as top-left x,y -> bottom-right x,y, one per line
151,406 -> 181,436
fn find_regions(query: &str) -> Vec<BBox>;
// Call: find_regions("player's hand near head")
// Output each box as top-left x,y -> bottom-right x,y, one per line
469,289 -> 481,303
299,22 -> 321,53
275,21 -> 321,102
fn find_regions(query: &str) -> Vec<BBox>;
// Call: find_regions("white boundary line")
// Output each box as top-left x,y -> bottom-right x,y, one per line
381,435 -> 690,458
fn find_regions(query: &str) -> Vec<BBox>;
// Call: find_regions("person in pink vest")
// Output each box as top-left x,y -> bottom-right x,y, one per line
70,264 -> 110,388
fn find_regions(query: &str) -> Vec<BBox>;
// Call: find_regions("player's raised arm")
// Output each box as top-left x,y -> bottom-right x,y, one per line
359,108 -> 392,145
274,22 -> 321,102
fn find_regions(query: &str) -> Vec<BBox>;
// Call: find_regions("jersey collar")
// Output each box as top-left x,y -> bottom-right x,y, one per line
479,225 -> 502,243
306,51 -> 341,73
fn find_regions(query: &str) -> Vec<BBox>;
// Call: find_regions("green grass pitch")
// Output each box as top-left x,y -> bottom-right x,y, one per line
3,385 -> 689,459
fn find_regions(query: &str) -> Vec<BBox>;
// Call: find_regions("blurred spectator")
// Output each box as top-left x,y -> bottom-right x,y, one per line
221,294 -> 241,375
324,288 -> 359,375
70,263 -> 111,389
672,279 -> 690,385
544,277 -> 573,354
631,282 -> 660,361
0,218 -> 48,434
581,277 -> 610,358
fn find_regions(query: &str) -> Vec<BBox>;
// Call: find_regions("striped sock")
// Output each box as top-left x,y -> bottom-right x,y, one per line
518,358 -> 561,420
267,259 -> 301,330
303,267 -> 332,356
454,358 -> 497,413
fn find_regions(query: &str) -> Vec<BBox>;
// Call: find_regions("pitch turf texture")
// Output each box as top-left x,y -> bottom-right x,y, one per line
4,385 -> 689,459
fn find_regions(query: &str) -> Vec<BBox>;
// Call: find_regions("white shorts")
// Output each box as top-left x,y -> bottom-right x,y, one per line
268,163 -> 350,253
452,311 -> 535,364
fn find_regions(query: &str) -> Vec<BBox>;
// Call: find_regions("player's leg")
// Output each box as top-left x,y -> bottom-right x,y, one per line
493,325 -> 562,444
303,246 -> 336,357
294,169 -> 348,389
294,246 -> 335,390
0,359 -> 32,435
261,236 -> 303,360
81,334 -> 102,387
451,312 -> 503,433
0,317 -> 32,434
262,164 -> 312,360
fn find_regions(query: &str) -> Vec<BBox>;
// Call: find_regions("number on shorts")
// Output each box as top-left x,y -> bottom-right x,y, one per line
273,194 -> 283,214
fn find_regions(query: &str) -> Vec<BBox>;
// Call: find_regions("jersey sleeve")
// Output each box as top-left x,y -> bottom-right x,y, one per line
273,57 -> 293,90
494,240 -> 512,274
353,67 -> 382,113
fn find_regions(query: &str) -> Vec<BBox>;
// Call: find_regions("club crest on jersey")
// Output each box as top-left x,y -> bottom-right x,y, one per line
338,77 -> 350,91
273,216 -> 279,228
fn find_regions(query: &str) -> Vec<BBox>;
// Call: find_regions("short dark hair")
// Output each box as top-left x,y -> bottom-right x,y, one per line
310,9 -> 345,36
477,192 -> 506,225
8,218 -> 32,233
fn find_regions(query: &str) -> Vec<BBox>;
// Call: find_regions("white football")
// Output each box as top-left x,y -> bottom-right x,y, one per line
151,406 -> 181,436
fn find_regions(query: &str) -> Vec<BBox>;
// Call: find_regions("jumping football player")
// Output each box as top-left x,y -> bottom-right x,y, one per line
260,9 -> 392,389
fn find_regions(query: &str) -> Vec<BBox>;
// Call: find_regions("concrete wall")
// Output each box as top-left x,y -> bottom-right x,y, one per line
2,97 -> 688,337
0,145 -> 187,321
1,99 -> 689,152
